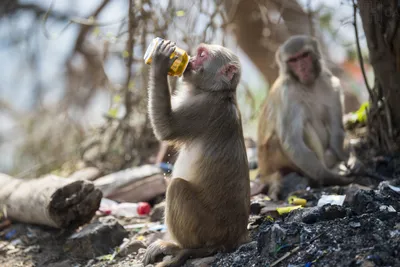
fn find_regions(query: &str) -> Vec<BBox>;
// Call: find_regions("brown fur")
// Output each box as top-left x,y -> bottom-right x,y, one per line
256,35 -> 354,200
143,40 -> 250,267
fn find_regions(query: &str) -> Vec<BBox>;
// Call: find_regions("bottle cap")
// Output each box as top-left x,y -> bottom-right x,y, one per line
137,202 -> 151,215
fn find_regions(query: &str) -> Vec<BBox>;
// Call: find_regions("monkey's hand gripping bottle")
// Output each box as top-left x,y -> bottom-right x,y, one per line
144,37 -> 190,77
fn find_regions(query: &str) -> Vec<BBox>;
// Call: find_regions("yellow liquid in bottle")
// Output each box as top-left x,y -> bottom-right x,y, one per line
144,37 -> 190,77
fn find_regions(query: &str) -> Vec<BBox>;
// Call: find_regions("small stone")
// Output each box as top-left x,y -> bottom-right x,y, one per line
119,239 -> 147,256
349,221 -> 361,228
65,216 -> 128,260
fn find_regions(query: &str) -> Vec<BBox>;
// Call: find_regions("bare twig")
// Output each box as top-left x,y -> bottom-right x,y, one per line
124,0 -> 136,119
352,0 -> 373,100
41,0 -> 125,40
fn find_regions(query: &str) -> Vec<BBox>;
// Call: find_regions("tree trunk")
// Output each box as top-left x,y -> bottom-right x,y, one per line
358,0 -> 400,147
0,173 -> 102,228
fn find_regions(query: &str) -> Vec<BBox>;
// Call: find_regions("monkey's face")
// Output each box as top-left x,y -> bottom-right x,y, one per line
286,50 -> 316,85
183,44 -> 241,91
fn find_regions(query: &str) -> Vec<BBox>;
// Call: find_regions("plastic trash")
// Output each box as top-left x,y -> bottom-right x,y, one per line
276,205 -> 302,215
99,198 -> 151,217
288,196 -> 307,206
317,195 -> 346,207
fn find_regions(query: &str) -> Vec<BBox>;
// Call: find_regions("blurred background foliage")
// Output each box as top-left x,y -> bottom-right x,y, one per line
0,0 -> 372,177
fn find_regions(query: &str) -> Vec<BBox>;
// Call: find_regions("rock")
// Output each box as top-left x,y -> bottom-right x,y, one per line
150,202 -> 166,222
258,223 -> 300,257
285,205 -> 348,224
119,239 -> 147,256
249,202 -> 262,215
65,216 -> 128,260
343,184 -> 372,204
350,186 -> 400,215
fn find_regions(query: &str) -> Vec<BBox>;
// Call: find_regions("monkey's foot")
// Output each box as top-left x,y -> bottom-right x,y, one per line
142,240 -> 180,266
250,179 -> 268,196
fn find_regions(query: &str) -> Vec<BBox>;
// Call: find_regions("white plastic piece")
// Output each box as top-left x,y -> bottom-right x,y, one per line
317,195 -> 346,207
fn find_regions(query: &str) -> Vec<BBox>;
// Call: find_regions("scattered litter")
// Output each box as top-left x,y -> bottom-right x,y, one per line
124,222 -> 158,231
158,162 -> 173,173
148,224 -> 167,232
99,198 -> 151,217
276,205 -> 303,215
288,196 -> 307,206
136,235 -> 145,242
387,184 -> 400,193
4,229 -> 17,240
317,195 -> 346,207
10,238 -> 22,246
379,205 -> 396,212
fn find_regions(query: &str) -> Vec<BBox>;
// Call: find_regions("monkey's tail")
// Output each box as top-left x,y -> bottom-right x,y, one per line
156,247 -> 219,267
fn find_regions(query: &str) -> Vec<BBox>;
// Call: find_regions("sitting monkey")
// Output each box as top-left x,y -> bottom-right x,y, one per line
142,40 -> 250,267
255,35 -> 354,200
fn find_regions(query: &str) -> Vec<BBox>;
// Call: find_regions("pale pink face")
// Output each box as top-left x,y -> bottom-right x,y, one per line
287,50 -> 315,85
185,46 -> 210,73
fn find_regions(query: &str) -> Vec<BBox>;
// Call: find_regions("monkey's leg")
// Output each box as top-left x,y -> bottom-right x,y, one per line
323,149 -> 337,169
142,239 -> 181,266
304,123 -> 326,167
160,178 -> 220,267
156,247 -> 218,267
265,172 -> 282,201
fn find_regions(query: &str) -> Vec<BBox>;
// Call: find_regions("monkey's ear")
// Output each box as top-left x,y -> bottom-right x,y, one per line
219,64 -> 239,81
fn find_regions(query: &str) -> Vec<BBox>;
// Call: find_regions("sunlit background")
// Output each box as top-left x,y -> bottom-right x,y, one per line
0,0 -> 373,175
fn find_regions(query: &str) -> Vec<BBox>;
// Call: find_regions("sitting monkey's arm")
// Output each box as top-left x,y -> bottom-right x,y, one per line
148,40 -> 175,141
148,40 -> 212,141
277,94 -> 332,181
328,77 -> 349,161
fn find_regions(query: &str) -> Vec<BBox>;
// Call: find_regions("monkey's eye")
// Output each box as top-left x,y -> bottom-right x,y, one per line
199,51 -> 206,57
301,52 -> 310,58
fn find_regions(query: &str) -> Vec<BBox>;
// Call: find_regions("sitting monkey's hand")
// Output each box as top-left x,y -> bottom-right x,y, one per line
152,39 -> 177,77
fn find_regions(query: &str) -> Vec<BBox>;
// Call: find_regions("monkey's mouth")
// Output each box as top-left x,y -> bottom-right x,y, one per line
185,62 -> 192,72
183,61 -> 194,77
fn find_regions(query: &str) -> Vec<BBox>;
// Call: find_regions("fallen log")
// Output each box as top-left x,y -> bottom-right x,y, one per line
106,174 -> 167,203
0,173 -> 102,229
93,164 -> 163,197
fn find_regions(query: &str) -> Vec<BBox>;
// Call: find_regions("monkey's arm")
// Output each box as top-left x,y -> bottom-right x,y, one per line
149,85 -> 212,141
277,94 -> 333,181
148,40 -> 209,141
148,70 -> 175,141
328,77 -> 349,161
